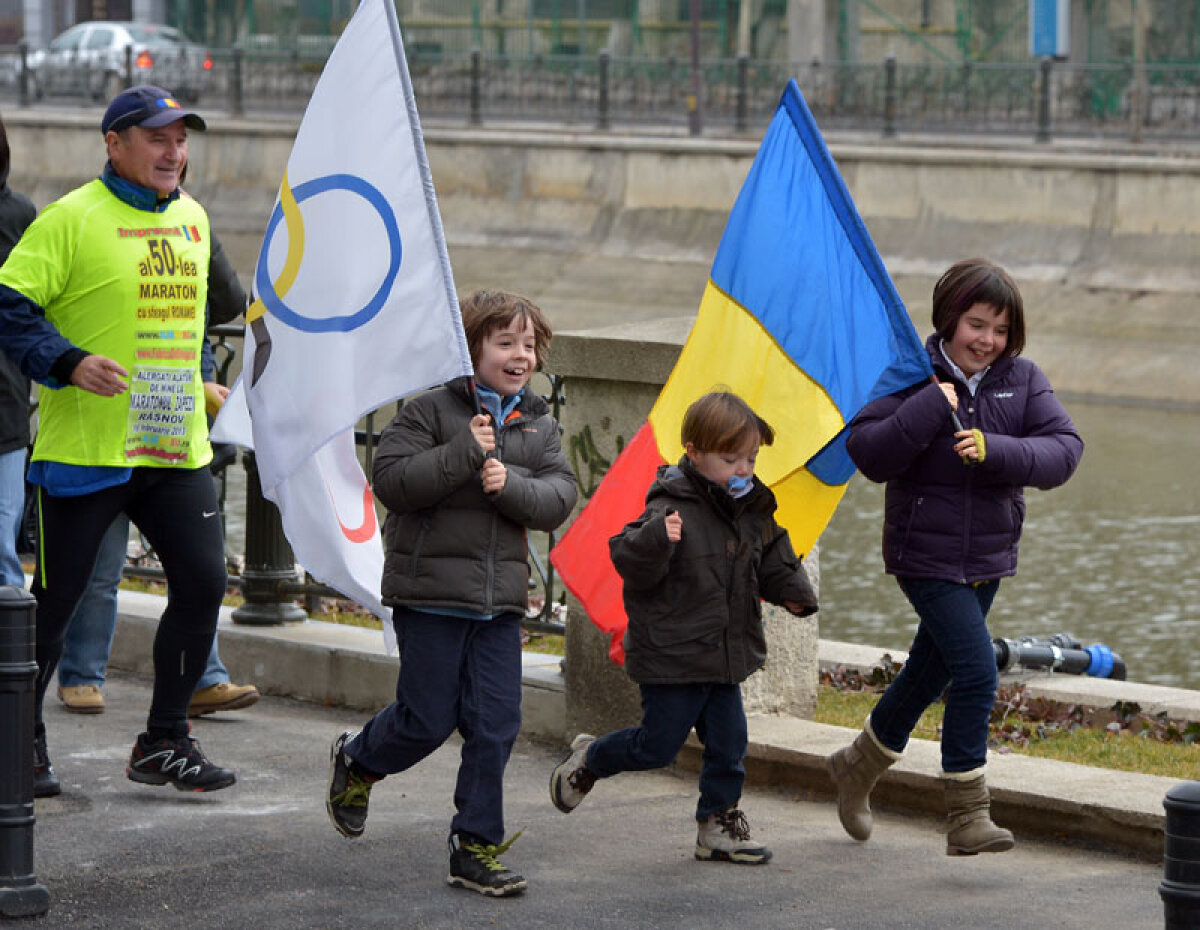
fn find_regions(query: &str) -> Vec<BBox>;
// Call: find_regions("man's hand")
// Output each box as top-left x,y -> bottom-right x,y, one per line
70,355 -> 128,396
204,381 -> 230,418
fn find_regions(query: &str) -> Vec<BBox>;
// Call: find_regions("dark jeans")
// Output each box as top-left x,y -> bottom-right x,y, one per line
32,466 -> 226,738
587,681 -> 747,821
348,606 -> 523,846
870,577 -> 1000,773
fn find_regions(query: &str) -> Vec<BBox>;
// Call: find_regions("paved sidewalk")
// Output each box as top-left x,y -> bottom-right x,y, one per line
32,674 -> 1163,930
102,591 -> 1188,861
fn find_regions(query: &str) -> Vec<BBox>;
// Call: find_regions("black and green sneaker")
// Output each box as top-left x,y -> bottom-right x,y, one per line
326,730 -> 382,838
447,831 -> 527,897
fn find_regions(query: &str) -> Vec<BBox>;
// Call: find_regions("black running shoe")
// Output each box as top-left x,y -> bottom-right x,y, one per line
34,733 -> 61,798
326,730 -> 381,838
447,831 -> 527,897
126,732 -> 236,792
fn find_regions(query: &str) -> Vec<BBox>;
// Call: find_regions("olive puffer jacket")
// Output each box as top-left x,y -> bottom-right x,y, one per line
610,456 -> 818,686
846,334 -> 1083,583
373,377 -> 578,616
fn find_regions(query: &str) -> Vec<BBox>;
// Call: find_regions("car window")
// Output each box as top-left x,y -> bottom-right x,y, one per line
126,24 -> 185,47
83,27 -> 115,51
48,26 -> 85,52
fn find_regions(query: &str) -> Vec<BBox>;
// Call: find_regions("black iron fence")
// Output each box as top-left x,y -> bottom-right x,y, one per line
3,40 -> 1200,144
124,324 -> 568,636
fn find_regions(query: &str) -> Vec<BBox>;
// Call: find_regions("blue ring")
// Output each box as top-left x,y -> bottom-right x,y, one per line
255,174 -> 402,333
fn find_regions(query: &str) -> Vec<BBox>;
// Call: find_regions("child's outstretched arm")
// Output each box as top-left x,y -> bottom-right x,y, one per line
372,402 -> 487,514
609,505 -> 678,590
758,523 -> 818,617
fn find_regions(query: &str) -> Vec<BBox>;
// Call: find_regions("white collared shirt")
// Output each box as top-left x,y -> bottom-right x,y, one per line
938,340 -> 989,397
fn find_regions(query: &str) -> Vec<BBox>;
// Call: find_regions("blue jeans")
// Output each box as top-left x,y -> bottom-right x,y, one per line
56,514 -> 229,691
348,607 -> 523,846
587,682 -> 748,821
0,448 -> 25,586
869,577 -> 1000,773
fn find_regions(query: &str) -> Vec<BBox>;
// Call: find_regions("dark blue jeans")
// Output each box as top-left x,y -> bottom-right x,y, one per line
348,606 -> 523,846
586,682 -> 747,821
869,577 -> 1000,774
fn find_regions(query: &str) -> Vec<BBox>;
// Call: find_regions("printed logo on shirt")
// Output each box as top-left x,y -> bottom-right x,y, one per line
136,329 -> 197,341
117,224 -> 202,241
993,391 -> 1015,398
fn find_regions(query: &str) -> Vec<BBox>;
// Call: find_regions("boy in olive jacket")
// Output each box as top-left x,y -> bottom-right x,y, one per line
550,391 -> 817,865
325,291 -> 577,898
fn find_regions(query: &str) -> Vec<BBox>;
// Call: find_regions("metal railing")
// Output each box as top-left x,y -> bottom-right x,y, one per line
117,324 -> 568,636
4,40 -> 1200,144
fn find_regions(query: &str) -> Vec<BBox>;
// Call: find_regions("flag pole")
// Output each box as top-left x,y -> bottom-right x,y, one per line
930,374 -> 967,432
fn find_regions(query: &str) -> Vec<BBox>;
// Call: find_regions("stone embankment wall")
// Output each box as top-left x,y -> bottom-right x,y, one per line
13,110 -> 1197,733
7,109 -> 1200,411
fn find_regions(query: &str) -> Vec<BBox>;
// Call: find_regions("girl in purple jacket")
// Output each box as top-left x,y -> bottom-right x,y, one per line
826,258 -> 1083,857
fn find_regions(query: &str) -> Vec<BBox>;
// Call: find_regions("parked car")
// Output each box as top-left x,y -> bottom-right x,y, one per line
25,21 -> 212,104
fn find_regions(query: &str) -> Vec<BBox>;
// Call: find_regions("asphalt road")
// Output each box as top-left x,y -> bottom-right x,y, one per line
27,673 -> 1164,930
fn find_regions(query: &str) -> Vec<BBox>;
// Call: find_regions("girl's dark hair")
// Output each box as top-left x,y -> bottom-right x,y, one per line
0,114 -> 10,188
681,390 -> 774,452
930,258 -> 1025,358
459,290 -> 552,370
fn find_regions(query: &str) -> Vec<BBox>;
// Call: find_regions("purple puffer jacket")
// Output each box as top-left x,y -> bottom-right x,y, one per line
846,334 -> 1083,583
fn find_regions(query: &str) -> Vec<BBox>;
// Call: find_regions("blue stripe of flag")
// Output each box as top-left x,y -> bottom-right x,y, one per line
710,78 -> 931,437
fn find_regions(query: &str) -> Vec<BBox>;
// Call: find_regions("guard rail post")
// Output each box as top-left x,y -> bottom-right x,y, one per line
230,46 -> 244,117
231,452 -> 306,625
597,50 -> 610,130
882,54 -> 897,138
0,586 -> 50,918
735,54 -> 748,133
1035,56 -> 1052,143
469,48 -> 482,126
17,41 -> 28,108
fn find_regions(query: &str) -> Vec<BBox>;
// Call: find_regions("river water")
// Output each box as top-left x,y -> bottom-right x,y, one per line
213,238 -> 1198,689
818,399 -> 1200,690
216,394 -> 1198,687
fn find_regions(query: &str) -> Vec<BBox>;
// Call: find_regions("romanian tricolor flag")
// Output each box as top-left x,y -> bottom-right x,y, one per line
550,79 -> 934,663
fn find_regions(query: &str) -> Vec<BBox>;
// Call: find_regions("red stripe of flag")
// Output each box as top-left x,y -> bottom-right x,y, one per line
550,421 -> 665,664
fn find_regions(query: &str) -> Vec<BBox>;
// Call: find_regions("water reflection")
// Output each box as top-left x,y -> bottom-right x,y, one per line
818,400 -> 1200,689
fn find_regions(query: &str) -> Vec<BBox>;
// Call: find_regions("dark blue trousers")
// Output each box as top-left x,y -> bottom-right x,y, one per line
870,577 -> 1001,773
586,681 -> 747,821
347,606 -> 523,845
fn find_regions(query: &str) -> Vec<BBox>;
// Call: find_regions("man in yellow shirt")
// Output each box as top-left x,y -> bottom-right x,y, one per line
0,85 -> 236,796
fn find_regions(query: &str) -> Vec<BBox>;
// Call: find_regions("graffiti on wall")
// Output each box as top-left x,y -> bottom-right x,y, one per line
567,423 -> 625,499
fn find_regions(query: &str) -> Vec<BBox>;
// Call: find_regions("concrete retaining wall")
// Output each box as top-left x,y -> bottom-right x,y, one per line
7,110 -> 1197,407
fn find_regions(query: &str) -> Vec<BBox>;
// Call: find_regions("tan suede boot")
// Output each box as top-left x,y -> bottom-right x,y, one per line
943,772 -> 1015,856
826,723 -> 901,841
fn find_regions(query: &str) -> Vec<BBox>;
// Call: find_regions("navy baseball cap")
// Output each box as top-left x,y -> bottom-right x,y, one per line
101,84 -> 206,135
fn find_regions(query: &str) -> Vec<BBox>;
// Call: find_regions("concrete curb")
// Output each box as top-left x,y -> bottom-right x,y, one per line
106,592 -> 1176,861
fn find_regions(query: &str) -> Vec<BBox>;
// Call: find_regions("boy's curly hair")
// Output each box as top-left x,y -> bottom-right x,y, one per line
459,290 -> 553,370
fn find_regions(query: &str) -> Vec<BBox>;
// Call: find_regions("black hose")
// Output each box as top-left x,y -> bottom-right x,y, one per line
993,632 -> 1125,680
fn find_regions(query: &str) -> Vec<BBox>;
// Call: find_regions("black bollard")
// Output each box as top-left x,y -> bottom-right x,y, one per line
1161,781 -> 1200,929
231,451 -> 306,625
0,585 -> 50,918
